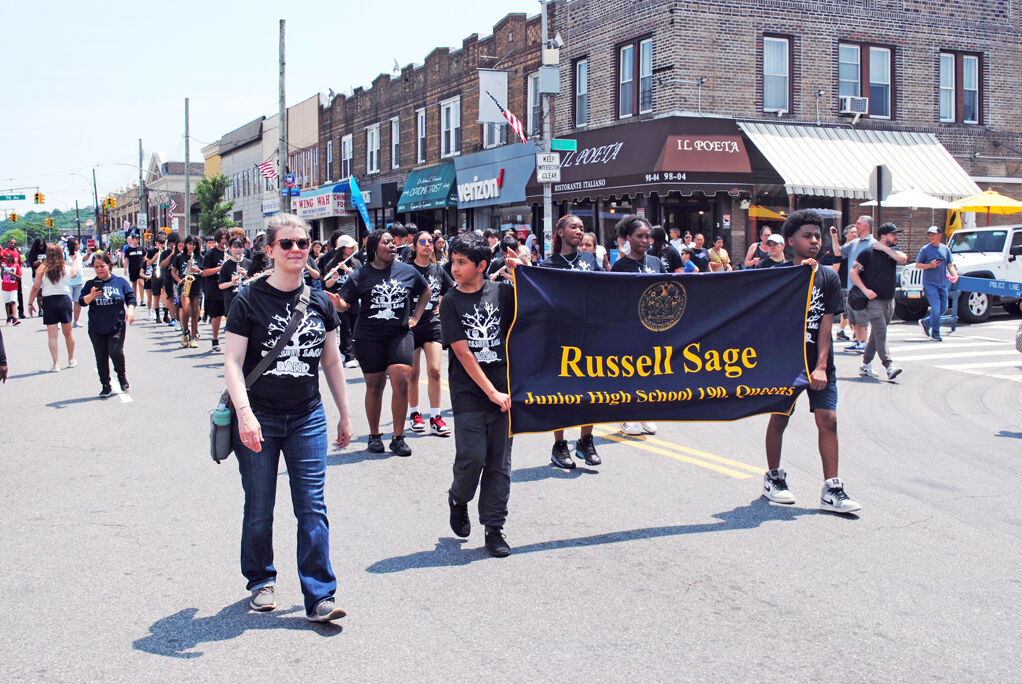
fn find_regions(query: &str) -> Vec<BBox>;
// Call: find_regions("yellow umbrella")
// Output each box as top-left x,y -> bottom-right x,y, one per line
748,205 -> 785,220
951,190 -> 1022,225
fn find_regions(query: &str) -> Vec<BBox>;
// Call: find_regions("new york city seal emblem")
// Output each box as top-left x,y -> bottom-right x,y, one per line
638,281 -> 687,332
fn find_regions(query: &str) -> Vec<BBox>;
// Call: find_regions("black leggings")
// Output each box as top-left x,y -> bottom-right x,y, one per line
89,327 -> 126,386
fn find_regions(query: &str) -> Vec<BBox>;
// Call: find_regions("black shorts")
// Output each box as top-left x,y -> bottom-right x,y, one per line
412,321 -> 443,349
354,331 -> 414,373
129,269 -> 142,283
150,276 -> 162,293
204,293 -> 226,318
163,278 -> 175,299
42,294 -> 72,325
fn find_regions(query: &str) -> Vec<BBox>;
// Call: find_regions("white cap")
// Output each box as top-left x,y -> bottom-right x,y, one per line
926,226 -> 941,234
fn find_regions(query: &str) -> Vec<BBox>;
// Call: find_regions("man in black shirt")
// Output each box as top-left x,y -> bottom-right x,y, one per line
201,229 -> 228,352
850,223 -> 907,381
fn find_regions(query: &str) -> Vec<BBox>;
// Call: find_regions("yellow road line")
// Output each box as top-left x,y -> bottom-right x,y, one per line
592,429 -> 754,479
596,430 -> 765,475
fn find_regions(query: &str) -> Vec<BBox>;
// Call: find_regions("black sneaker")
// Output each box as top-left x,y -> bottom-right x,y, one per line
389,434 -> 412,457
117,375 -> 130,392
575,433 -> 601,466
99,385 -> 112,398
550,439 -> 576,469
449,496 -> 470,538
211,340 -> 221,353
367,434 -> 385,453
484,527 -> 511,557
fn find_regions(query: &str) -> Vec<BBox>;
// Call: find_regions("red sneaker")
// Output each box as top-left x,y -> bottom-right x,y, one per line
409,412 -> 426,433
430,416 -> 451,436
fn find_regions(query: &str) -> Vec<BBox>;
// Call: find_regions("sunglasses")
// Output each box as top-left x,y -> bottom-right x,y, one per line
274,238 -> 310,250
418,238 -> 433,245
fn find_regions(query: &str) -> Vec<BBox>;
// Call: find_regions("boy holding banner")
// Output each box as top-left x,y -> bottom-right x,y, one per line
763,210 -> 861,514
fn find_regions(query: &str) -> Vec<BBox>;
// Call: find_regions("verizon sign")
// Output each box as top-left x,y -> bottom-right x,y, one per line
458,169 -> 504,203
294,192 -> 347,220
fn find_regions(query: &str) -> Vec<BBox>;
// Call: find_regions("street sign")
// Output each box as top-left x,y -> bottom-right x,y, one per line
536,152 -> 561,183
0,194 -> 26,201
137,213 -> 148,229
285,174 -> 296,188
290,188 -> 301,197
551,139 -> 577,152
869,165 -> 892,202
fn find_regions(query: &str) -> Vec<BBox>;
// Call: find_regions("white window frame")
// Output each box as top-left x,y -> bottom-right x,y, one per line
483,122 -> 507,149
340,134 -> 353,179
962,54 -> 979,124
839,43 -> 860,99
639,38 -> 653,114
440,96 -> 461,159
313,147 -> 319,185
326,140 -> 333,182
868,46 -> 891,119
390,117 -> 400,169
575,58 -> 589,127
366,123 -> 381,174
527,72 -> 541,136
763,36 -> 790,112
619,44 -> 634,118
416,107 -> 427,164
939,53 -> 955,122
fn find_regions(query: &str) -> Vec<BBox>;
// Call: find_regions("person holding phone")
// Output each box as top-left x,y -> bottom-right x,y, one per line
80,252 -> 135,396
916,226 -> 959,342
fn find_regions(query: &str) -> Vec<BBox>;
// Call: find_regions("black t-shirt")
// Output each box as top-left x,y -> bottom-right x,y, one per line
691,248 -> 710,272
539,249 -> 603,273
202,247 -> 226,296
610,254 -> 666,273
80,276 -> 137,335
855,246 -> 897,300
125,246 -> 145,275
397,244 -> 414,263
157,248 -> 175,279
755,258 -> 793,269
410,261 -> 454,328
144,248 -> 159,278
651,245 -> 683,273
225,279 -> 340,415
806,266 -> 843,382
172,252 -> 198,284
439,281 -> 515,413
219,257 -> 252,295
338,261 -> 428,337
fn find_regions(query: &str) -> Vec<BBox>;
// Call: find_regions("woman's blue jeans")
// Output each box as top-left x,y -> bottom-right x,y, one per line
234,402 -> 335,616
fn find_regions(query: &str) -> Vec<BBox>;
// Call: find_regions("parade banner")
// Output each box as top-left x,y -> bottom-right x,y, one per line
507,266 -> 814,434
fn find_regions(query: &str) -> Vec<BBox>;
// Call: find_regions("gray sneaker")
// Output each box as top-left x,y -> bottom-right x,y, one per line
820,478 -> 861,514
307,599 -> 347,622
249,585 -> 276,612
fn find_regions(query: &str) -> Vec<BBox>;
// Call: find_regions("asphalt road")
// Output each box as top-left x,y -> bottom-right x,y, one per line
1,298 -> 1019,682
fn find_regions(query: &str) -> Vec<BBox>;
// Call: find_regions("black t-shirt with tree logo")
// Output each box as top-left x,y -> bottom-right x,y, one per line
338,261 -> 427,338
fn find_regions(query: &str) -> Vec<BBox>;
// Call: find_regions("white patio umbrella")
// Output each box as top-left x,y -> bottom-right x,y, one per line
860,189 -> 955,246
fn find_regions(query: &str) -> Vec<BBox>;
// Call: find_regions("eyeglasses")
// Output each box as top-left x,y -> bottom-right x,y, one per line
274,238 -> 310,250
418,239 -> 433,245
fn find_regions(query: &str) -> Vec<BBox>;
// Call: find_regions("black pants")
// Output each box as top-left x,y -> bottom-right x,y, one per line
89,327 -> 126,386
338,311 -> 357,362
15,276 -> 24,318
449,409 -> 512,529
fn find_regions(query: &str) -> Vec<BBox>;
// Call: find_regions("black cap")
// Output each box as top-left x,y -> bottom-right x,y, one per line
878,223 -> 903,236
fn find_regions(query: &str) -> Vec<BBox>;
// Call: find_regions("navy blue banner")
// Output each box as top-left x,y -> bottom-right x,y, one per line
507,266 -> 814,435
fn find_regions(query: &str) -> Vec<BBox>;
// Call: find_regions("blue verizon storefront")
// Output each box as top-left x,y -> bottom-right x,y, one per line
454,143 -> 536,235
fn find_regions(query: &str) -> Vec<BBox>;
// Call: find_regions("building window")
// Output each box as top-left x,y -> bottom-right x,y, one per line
574,58 -> 588,126
618,44 -> 634,118
618,37 -> 653,118
838,42 -> 894,118
939,52 -> 981,124
963,54 -> 979,123
939,53 -> 954,122
639,39 -> 653,113
763,36 -> 790,112
390,117 -> 400,169
326,140 -> 333,182
440,96 -> 460,158
483,123 -> 507,149
366,123 -> 380,174
527,72 -> 541,136
313,147 -> 319,185
416,108 -> 426,163
839,44 -> 860,98
341,134 -> 353,179
868,47 -> 891,118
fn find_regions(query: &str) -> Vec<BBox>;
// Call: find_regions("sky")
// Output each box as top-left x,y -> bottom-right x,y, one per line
1,0 -> 541,214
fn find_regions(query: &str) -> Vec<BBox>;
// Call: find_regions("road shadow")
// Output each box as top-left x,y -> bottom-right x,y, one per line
132,598 -> 341,659
192,362 -> 223,369
46,394 -> 107,408
326,446 -> 400,466
511,464 -> 599,482
996,430 -> 1022,439
366,498 -> 841,574
5,370 -> 52,381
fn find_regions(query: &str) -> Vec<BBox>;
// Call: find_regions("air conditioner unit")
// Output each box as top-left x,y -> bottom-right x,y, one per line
839,96 -> 869,115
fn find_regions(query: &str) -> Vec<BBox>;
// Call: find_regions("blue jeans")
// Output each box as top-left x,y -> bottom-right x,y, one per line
924,283 -> 948,336
234,402 -> 335,616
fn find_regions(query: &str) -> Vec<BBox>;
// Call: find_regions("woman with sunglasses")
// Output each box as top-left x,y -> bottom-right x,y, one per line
407,230 -> 455,436
224,213 -> 353,623
330,228 -> 431,457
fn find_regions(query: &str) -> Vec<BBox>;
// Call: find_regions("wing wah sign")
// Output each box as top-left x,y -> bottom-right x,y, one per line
507,266 -> 815,435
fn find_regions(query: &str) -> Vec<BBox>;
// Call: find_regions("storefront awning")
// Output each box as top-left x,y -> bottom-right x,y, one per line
455,143 -> 535,209
397,162 -> 458,213
737,122 -> 980,201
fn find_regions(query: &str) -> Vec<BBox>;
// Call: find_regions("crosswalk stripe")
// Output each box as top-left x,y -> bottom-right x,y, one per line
894,349 -> 1019,362
887,341 -> 1002,353
939,368 -> 1022,383
935,359 -> 1022,370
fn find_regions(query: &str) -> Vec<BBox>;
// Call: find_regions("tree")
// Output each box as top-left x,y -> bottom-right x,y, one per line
196,174 -> 236,236
0,228 -> 27,248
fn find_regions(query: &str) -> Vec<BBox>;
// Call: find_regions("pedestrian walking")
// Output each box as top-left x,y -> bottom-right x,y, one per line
842,216 -> 875,353
850,223 -> 907,380
200,229 -> 228,352
320,234 -> 361,368
761,210 -> 861,514
224,212 -> 353,622
916,226 -> 959,342
79,252 -> 135,396
28,244 -> 78,371
2,252 -> 22,325
172,235 -> 202,348
218,237 -> 251,318
831,225 -> 858,342
66,238 -> 85,328
2,238 -> 25,320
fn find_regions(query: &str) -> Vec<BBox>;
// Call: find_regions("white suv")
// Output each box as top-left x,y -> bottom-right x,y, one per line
895,225 -> 1022,323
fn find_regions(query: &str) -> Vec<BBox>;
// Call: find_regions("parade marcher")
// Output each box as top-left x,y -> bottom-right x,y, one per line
172,235 -> 203,348
744,226 -> 773,268
159,233 -> 181,327
2,252 -> 22,325
581,231 -> 611,271
850,223 -> 906,380
224,212 -> 353,622
391,223 -> 412,263
200,229 -> 228,352
540,214 -> 603,468
147,234 -> 166,322
487,234 -> 521,283
707,236 -> 733,271
218,237 -> 251,317
123,234 -> 146,305
648,226 -> 684,274
28,244 -> 78,371
1,238 -> 25,320
331,228 -> 431,457
79,252 -> 135,396
762,210 -> 861,513
754,233 -> 791,268
916,226 -> 959,342
440,233 -> 518,557
842,216 -> 875,353
611,215 -> 661,436
406,231 -> 454,437
433,235 -> 449,267
320,234 -> 360,368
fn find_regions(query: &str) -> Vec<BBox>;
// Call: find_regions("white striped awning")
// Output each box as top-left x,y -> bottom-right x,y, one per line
738,122 -> 980,201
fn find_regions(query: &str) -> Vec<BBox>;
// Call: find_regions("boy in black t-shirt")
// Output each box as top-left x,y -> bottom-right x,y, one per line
762,210 -> 861,514
439,234 -> 517,558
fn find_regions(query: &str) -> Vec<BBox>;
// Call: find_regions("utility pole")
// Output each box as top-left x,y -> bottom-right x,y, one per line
184,98 -> 191,235
139,138 -> 148,242
92,168 -> 100,242
75,200 -> 81,243
279,19 -> 289,213
540,0 -> 553,257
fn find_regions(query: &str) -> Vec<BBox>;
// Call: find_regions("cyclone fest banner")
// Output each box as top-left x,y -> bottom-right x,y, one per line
507,266 -> 815,435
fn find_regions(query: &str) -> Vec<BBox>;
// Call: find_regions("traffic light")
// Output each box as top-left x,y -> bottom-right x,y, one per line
39,192 -> 45,204
34,192 -> 41,204
45,217 -> 54,228
110,197 -> 116,209
8,213 -> 17,222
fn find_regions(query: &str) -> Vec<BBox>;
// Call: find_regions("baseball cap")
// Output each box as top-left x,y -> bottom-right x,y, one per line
337,235 -> 357,249
878,223 -> 903,236
766,233 -> 785,245
926,226 -> 941,234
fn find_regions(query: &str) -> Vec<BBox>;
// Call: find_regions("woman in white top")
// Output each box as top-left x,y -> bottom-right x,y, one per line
29,244 -> 78,371
66,238 -> 85,328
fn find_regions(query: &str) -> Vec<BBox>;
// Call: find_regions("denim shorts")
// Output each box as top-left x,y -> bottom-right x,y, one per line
800,378 -> 838,413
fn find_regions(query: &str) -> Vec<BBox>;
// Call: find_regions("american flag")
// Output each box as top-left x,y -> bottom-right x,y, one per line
257,159 -> 278,180
168,198 -> 177,215
485,90 -> 528,144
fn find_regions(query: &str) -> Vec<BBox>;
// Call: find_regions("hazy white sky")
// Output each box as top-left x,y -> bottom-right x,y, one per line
2,0 -> 540,212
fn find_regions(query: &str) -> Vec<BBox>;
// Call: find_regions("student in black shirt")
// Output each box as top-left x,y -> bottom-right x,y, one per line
332,228 -> 431,457
171,235 -> 202,348
539,214 -> 603,469
391,222 -> 413,263
648,225 -> 684,273
440,233 -> 518,558
146,235 -> 166,322
123,235 -> 146,304
761,209 -> 861,514
224,212 -> 353,623
487,234 -> 521,283
159,234 -> 181,326
79,251 -> 136,396
321,234 -> 361,367
610,215 -> 666,274
755,233 -> 792,268
218,237 -> 252,317
200,229 -> 228,352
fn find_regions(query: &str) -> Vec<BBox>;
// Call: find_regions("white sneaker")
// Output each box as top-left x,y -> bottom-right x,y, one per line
820,478 -> 861,513
886,365 -> 902,380
50,364 -> 61,372
344,359 -> 359,368
763,469 -> 796,504
68,359 -> 78,368
858,363 -> 878,378
640,422 -> 657,434
72,321 -> 82,328
620,422 -> 643,435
